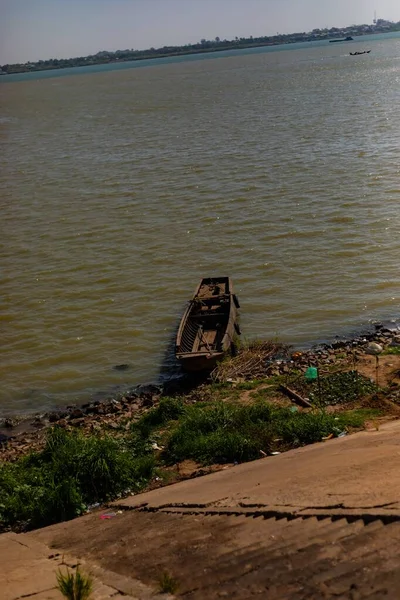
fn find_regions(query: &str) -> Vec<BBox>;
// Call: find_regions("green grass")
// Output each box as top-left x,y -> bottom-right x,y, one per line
233,379 -> 270,391
0,427 -> 155,531
0,388 -> 385,533
158,571 -> 179,594
161,401 -> 361,465
56,567 -> 93,600
382,346 -> 400,356
132,397 -> 185,437
334,408 -> 383,428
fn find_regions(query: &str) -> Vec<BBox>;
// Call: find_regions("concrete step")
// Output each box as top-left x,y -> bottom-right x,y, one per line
319,523 -> 400,595
185,519 -> 341,593
193,519 -> 390,598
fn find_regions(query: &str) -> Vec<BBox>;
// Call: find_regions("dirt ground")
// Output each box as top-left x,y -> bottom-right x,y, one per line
355,353 -> 400,387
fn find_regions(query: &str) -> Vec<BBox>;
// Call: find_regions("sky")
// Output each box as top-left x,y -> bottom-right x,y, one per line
1,0 -> 399,64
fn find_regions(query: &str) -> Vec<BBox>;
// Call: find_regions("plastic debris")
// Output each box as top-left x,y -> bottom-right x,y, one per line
100,512 -> 117,520
271,451 -> 281,456
305,367 -> 318,382
322,433 -> 334,441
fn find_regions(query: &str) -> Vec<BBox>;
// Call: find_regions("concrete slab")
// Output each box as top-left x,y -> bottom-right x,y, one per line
0,531 -> 167,600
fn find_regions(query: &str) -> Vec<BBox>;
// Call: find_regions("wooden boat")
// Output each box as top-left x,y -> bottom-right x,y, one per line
176,277 -> 240,372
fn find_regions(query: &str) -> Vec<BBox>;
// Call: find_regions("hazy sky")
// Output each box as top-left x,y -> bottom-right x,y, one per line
1,0 -> 399,64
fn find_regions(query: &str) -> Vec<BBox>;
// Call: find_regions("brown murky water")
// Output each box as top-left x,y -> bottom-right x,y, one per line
1,37 -> 399,413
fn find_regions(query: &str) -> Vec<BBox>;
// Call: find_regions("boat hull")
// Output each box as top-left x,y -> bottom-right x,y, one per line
175,277 -> 239,373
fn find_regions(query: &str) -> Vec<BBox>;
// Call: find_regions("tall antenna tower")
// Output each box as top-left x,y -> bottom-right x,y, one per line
373,10 -> 377,24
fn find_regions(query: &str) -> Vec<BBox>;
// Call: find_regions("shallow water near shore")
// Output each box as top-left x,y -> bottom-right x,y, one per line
1,35 -> 400,415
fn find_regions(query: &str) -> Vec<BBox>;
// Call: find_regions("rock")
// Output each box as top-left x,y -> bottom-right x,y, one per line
48,412 -> 60,423
69,408 -> 84,420
3,418 -> 14,429
365,342 -> 383,356
125,393 -> 139,403
113,364 -> 131,371
71,417 -> 86,427
141,396 -> 154,408
136,384 -> 162,397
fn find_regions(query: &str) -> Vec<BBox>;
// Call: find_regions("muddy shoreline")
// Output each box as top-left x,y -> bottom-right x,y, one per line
1,319 -> 399,455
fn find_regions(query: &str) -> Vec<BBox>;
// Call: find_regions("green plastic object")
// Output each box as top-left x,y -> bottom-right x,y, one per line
305,367 -> 318,382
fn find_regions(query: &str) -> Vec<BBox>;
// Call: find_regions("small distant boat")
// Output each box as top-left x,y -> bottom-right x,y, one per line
176,277 -> 240,372
329,36 -> 354,43
350,50 -> 371,56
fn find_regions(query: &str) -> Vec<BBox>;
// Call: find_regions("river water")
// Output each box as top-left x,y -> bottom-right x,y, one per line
1,35 -> 399,414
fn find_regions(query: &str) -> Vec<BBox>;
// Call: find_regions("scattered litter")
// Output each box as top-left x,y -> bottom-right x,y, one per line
87,502 -> 100,511
151,442 -> 163,451
260,450 -> 267,457
332,427 -> 347,438
322,433 -> 334,441
290,406 -> 299,413
271,451 -> 281,456
100,512 -> 117,520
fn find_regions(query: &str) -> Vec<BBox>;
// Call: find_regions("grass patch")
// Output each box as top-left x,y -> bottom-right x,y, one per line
334,408 -> 383,429
234,379 -> 270,391
382,346 -> 400,356
0,427 -> 155,531
162,401 -> 360,465
132,397 -> 185,437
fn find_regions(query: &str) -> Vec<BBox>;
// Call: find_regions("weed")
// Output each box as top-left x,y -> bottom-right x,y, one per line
158,571 -> 179,594
56,566 -> 93,600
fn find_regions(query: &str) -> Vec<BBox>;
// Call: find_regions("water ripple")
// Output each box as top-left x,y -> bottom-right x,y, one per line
1,39 -> 400,413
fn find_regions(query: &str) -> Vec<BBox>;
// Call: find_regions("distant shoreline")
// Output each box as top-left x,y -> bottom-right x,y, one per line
2,24 -> 400,75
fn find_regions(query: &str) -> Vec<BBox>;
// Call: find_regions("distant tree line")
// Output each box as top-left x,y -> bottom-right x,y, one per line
1,20 -> 399,75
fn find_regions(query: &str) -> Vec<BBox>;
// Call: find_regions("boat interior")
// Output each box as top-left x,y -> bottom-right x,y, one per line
179,280 -> 231,354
